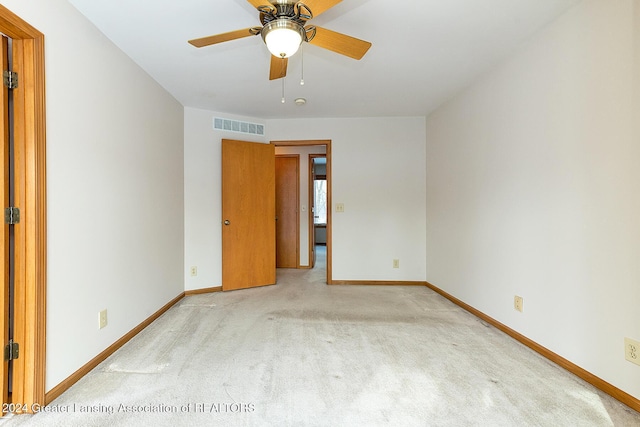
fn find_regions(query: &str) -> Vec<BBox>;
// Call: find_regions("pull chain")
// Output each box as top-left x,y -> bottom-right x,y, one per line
281,78 -> 285,103
300,47 -> 305,86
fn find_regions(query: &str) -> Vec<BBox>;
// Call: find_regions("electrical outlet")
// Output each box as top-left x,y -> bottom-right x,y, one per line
99,309 -> 108,329
514,296 -> 523,313
625,337 -> 640,366
393,259 -> 400,269
190,266 -> 198,277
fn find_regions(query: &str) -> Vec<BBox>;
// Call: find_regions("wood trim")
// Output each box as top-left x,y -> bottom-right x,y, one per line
45,292 -> 185,404
0,6 -> 41,39
0,35 -> 9,407
272,140 -> 332,283
271,140 -> 331,147
331,280 -> 428,286
424,281 -> 640,413
184,286 -> 223,296
0,5 -> 47,410
325,143 -> 332,284
294,154 -> 300,269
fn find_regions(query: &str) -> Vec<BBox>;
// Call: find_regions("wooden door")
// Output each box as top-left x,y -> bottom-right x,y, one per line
275,156 -> 299,268
221,139 -> 276,291
0,35 -> 9,407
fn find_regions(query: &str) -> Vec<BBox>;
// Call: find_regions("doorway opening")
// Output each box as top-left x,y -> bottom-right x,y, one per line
310,154 -> 326,269
272,140 -> 332,284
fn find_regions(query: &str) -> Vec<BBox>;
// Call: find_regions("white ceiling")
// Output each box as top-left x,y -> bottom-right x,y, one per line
68,0 -> 581,119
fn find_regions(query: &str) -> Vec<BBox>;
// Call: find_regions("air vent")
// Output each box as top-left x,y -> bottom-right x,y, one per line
214,117 -> 264,136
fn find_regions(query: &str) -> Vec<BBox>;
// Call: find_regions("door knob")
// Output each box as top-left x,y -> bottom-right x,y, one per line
224,220 -> 230,226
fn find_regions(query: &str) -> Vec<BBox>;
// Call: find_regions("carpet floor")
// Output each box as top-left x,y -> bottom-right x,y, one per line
1,247 -> 639,426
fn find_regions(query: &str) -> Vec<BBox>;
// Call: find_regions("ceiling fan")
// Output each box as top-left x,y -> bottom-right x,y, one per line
188,0 -> 372,80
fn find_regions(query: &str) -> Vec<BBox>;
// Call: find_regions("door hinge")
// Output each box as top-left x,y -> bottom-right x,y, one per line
5,207 -> 20,225
3,70 -> 18,89
4,340 -> 19,361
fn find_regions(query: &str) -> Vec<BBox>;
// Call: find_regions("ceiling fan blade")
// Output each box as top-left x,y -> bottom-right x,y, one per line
308,26 -> 371,60
188,28 -> 255,48
303,0 -> 343,17
270,55 -> 288,80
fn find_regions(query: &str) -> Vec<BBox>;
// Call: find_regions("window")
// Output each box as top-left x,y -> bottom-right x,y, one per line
314,179 -> 327,224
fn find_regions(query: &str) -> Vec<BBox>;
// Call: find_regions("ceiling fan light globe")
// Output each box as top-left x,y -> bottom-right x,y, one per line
262,20 -> 305,58
266,29 -> 301,58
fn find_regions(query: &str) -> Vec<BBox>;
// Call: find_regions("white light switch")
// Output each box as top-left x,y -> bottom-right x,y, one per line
99,309 -> 108,329
336,203 -> 345,213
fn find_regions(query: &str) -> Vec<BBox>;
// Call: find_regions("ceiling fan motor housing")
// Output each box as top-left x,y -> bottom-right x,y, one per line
259,1 -> 312,58
260,1 -> 312,26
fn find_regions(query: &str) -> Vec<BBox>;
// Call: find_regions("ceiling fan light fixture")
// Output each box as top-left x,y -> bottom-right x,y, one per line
262,19 -> 305,58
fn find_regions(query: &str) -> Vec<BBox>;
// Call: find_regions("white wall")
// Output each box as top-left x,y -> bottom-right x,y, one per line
274,145 -> 326,267
267,117 -> 427,282
185,114 -> 426,286
426,0 -> 640,400
2,0 -> 185,392
184,107 -> 266,291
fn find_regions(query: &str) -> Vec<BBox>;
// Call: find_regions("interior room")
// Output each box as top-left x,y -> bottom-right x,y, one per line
0,0 -> 639,425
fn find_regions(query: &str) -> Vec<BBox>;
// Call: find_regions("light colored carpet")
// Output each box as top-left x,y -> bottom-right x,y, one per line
1,247 -> 639,426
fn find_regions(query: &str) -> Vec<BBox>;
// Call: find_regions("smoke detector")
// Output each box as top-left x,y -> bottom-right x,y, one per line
294,97 -> 306,106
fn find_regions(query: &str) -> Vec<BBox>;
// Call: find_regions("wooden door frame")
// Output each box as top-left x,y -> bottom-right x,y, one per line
271,140 -> 332,284
275,154 -> 300,268
1,34 -> 10,407
0,5 -> 47,410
